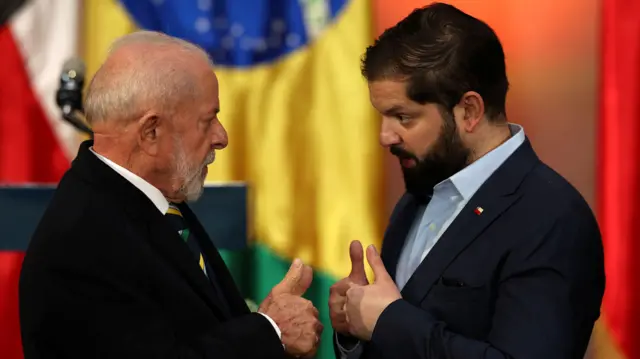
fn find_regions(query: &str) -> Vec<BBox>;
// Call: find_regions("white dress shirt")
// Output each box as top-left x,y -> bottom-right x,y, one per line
90,148 -> 282,342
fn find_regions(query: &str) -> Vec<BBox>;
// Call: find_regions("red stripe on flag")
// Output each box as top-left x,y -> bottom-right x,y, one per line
0,251 -> 25,359
0,25 -> 69,184
598,0 -> 640,357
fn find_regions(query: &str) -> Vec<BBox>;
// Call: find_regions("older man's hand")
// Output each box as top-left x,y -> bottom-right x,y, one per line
259,259 -> 323,358
344,245 -> 401,341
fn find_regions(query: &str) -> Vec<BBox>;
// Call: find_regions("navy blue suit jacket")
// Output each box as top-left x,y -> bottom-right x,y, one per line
335,139 -> 605,359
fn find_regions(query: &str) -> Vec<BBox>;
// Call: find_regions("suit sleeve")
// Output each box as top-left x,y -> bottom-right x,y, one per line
369,204 -> 605,359
333,332 -> 363,359
20,264 -> 284,359
19,231 -> 285,359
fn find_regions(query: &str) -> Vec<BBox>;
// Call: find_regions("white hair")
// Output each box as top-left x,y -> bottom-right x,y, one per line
84,31 -> 213,125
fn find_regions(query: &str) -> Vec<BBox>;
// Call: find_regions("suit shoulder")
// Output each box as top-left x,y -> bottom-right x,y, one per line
506,161 -> 602,256
34,172 -> 106,231
27,171 -> 129,258
490,160 -> 599,253
521,161 -> 593,217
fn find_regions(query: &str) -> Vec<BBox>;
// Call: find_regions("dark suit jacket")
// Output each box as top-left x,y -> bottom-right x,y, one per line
19,141 -> 285,359
334,139 -> 605,359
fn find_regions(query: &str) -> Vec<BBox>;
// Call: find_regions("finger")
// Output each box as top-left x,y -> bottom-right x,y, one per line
330,278 -> 352,298
366,245 -> 393,284
330,314 -> 349,332
329,301 -> 347,326
271,258 -> 311,296
328,294 -> 346,311
301,323 -> 321,358
332,277 -> 355,295
302,341 -> 319,359
344,303 -> 350,324
295,264 -> 313,296
330,312 -> 348,325
309,305 -> 320,318
348,240 -> 368,285
329,309 -> 347,323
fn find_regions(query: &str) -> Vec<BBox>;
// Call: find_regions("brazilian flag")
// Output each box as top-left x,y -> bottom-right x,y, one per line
83,1 -> 384,357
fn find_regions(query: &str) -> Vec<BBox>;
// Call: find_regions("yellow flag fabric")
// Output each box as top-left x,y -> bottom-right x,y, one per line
81,1 -> 383,357
82,0 -> 383,279
210,0 -> 384,279
587,319 -> 626,359
82,0 -> 136,80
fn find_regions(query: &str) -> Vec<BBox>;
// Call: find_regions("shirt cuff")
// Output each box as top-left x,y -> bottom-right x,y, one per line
258,312 -> 281,339
335,332 -> 360,353
258,312 -> 283,347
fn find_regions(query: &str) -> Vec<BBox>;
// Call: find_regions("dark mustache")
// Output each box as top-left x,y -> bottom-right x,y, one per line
390,145 -> 418,160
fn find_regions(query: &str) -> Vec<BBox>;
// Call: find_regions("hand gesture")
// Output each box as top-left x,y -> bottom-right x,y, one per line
259,259 -> 323,358
345,245 -> 401,340
329,240 -> 369,334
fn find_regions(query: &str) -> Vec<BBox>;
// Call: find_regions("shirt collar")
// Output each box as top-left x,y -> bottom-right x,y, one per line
90,148 -> 170,214
434,123 -> 526,200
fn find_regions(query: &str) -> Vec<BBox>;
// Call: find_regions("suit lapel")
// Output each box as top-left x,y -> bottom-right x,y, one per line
179,203 -> 250,317
400,192 -> 521,303
144,210 -> 233,320
69,141 -> 233,320
399,139 -> 540,304
381,194 -> 423,282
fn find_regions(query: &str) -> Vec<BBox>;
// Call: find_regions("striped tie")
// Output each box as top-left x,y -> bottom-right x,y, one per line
165,203 -> 206,274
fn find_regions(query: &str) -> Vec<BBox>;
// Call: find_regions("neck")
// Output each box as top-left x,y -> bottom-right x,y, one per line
93,135 -> 161,192
468,122 -> 512,163
93,134 -> 138,173
92,129 -> 186,203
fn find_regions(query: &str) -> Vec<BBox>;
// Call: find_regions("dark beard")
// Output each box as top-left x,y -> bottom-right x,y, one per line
390,117 -> 471,202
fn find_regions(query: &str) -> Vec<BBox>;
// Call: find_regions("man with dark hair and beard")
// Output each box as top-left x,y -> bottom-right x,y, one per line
327,3 -> 605,359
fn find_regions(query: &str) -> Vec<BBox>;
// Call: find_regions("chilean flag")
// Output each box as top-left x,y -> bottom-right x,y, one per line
0,1 -> 80,357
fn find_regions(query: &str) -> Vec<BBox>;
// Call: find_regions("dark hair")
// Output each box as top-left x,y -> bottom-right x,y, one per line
362,2 -> 509,121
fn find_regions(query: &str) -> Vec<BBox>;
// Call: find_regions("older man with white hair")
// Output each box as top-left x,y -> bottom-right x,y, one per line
19,31 -> 322,359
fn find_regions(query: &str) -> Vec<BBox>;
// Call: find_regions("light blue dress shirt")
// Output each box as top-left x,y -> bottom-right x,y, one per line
337,123 -> 526,358
395,123 -> 526,289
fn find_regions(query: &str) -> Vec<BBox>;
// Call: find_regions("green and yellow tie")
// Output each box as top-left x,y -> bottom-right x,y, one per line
165,204 -> 206,273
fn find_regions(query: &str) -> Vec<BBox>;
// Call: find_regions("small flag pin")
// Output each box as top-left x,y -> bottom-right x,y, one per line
474,207 -> 484,215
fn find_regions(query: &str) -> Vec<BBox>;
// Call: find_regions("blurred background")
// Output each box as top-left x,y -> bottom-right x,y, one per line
0,0 -> 637,358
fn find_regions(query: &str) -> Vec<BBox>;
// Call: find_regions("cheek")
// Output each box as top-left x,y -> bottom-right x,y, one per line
198,139 -> 211,159
157,139 -> 177,169
191,127 -> 211,156
404,120 -> 441,158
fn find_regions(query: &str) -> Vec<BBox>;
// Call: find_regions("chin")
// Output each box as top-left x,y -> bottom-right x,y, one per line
184,181 -> 205,203
184,190 -> 203,203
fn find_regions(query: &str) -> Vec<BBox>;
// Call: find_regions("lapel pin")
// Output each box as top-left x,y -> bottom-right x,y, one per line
474,207 -> 484,215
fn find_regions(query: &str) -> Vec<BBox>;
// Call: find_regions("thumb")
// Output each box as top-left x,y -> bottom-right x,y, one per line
272,259 -> 313,296
348,240 -> 368,285
366,245 -> 392,284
